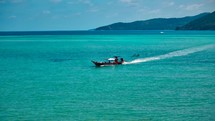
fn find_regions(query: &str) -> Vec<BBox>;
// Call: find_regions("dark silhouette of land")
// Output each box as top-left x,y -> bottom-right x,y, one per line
95,11 -> 215,30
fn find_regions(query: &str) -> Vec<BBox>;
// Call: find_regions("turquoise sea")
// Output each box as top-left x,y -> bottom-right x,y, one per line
0,31 -> 215,120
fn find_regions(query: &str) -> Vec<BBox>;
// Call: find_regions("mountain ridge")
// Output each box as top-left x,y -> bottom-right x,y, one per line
177,11 -> 215,30
95,12 -> 210,30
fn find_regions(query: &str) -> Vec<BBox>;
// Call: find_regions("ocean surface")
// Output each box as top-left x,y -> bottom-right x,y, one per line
0,31 -> 215,121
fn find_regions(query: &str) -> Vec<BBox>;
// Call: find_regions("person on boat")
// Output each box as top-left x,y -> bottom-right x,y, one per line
114,57 -> 118,64
120,58 -> 124,63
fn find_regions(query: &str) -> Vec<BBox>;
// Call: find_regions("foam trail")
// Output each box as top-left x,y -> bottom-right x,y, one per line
124,44 -> 215,65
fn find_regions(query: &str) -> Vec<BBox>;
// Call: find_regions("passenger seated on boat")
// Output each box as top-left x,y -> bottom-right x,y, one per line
120,58 -> 124,63
114,57 -> 118,64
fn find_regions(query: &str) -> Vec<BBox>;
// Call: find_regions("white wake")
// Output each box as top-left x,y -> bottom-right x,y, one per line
124,44 -> 215,65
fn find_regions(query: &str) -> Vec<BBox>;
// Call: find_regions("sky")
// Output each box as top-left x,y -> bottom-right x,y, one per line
0,0 -> 215,31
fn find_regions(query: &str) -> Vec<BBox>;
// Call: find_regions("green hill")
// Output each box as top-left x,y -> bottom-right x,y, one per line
95,13 -> 209,30
177,11 -> 215,30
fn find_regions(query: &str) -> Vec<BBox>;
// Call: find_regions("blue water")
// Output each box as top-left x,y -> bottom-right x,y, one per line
0,31 -> 215,120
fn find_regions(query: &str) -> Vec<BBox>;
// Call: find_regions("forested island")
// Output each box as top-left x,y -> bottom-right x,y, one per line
95,11 -> 215,30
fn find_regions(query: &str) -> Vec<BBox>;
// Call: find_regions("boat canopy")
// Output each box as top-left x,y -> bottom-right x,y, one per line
107,58 -> 115,61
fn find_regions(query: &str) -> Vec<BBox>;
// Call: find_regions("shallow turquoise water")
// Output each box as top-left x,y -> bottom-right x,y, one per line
0,31 -> 215,120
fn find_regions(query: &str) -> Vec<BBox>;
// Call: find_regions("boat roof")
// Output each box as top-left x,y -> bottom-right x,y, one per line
107,58 -> 115,61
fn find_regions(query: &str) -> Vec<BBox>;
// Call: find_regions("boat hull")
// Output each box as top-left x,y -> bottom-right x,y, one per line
92,61 -> 123,67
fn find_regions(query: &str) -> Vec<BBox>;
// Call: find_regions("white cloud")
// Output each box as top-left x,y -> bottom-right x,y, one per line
179,5 -> 184,8
119,0 -> 138,6
186,4 -> 203,11
168,2 -> 175,6
149,9 -> 161,14
119,0 -> 134,3
179,3 -> 204,11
